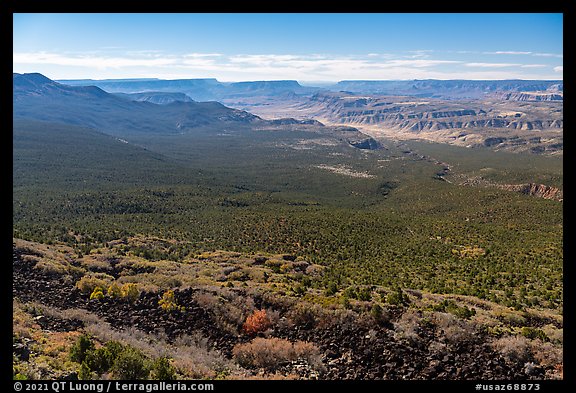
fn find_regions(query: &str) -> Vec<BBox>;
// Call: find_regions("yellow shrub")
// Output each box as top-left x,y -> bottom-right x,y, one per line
90,287 -> 105,300
120,283 -> 140,302
76,276 -> 110,295
159,290 -> 185,312
107,283 -> 123,298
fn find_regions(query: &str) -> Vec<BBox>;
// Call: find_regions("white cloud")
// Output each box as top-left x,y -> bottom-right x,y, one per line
465,62 -> 521,68
482,51 -> 563,59
183,53 -> 222,58
554,66 -> 563,72
490,51 -> 532,55
13,52 -> 178,68
405,49 -> 434,59
532,52 -> 563,58
383,59 -> 461,68
229,54 -> 305,64
125,50 -> 166,56
13,50 -> 562,81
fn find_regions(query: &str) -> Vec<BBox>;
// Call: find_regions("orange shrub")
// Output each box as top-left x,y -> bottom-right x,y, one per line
242,310 -> 272,336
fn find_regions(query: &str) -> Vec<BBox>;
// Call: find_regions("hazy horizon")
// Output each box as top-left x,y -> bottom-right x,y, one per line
15,72 -> 565,86
14,13 -> 563,82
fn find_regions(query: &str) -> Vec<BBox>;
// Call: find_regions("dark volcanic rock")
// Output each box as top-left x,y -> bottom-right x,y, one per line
13,342 -> 31,361
484,137 -> 507,147
349,138 -> 381,150
12,244 -> 550,380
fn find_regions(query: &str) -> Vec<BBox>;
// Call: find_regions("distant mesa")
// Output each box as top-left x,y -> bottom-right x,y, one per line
301,92 -> 562,133
55,76 -> 563,101
230,80 -> 303,90
114,91 -> 195,105
270,118 -> 324,126
330,79 -> 563,99
493,92 -> 563,101
56,77 -> 316,101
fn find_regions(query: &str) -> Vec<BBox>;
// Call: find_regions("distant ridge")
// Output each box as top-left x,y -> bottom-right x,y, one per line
14,73 -> 382,153
56,76 -> 563,101
58,78 -> 160,82
330,79 -> 563,99
114,91 -> 195,105
13,72 -> 54,88
56,77 -> 319,101
13,73 -> 263,135
14,72 -> 112,99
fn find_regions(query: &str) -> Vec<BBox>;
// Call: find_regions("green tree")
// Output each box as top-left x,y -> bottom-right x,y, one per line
112,346 -> 150,380
70,334 -> 95,364
386,288 -> 409,306
78,362 -> 94,380
151,357 -> 176,380
325,281 -> 338,296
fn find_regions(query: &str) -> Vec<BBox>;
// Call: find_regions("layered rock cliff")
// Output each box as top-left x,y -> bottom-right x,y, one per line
499,183 -> 563,201
305,93 -> 563,133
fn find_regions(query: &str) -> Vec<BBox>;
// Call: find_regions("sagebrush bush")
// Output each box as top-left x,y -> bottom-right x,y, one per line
286,304 -> 318,329
492,335 -> 532,364
530,340 -> 562,369
34,259 -> 68,276
194,290 -> 252,336
232,337 -> 320,370
393,309 -> 421,342
235,337 -> 294,369
292,340 -> 322,367
433,312 -> 477,345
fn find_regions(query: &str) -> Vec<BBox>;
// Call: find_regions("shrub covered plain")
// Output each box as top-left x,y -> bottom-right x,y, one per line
13,119 -> 563,380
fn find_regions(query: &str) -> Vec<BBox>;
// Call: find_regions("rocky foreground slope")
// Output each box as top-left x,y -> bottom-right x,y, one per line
13,239 -> 563,380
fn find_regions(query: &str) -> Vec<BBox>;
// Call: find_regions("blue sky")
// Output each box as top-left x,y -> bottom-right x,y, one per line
13,13 -> 563,82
